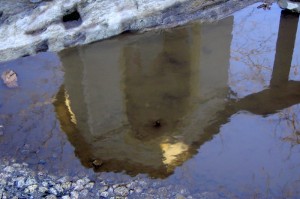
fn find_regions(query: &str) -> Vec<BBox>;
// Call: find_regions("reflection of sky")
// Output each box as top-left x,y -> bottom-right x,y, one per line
290,19 -> 300,81
179,105 -> 300,197
229,4 -> 281,98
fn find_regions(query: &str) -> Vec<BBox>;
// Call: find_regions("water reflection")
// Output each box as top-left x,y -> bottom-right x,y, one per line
1,2 -> 300,197
55,17 -> 233,178
54,3 -> 300,184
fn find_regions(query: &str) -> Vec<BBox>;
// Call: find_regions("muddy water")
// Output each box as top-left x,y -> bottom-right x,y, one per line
1,3 -> 300,198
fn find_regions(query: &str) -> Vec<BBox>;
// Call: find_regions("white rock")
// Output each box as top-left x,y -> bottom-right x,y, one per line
61,181 -> 72,190
80,189 -> 89,197
0,0 -> 257,63
58,176 -> 68,183
27,184 -> 38,193
99,186 -> 109,192
71,191 -> 79,199
134,186 -> 143,193
49,187 -> 58,195
114,186 -> 129,197
61,195 -> 71,199
25,177 -> 37,186
100,191 -> 109,198
85,182 -> 94,189
38,186 -> 48,193
16,177 -> 25,188
42,181 -> 49,187
45,195 -> 57,199
3,166 -> 14,173
55,184 -> 64,193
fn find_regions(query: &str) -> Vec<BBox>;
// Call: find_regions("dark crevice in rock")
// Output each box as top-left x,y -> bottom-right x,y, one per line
35,39 -> 49,53
0,11 -> 3,18
62,8 -> 82,29
25,27 -> 47,36
22,54 -> 30,58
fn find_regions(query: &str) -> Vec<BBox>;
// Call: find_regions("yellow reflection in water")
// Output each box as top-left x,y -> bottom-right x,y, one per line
161,142 -> 189,166
64,90 -> 77,125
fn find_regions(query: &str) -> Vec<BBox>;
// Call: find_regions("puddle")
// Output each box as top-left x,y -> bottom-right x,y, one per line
1,2 -> 300,198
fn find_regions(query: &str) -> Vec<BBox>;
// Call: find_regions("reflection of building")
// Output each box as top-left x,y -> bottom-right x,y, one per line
54,7 -> 300,178
55,17 -> 234,178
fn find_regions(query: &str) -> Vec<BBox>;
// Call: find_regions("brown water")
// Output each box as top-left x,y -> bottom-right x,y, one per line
1,3 -> 300,198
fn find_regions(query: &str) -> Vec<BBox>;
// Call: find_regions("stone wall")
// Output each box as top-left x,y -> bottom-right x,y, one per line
0,0 -> 260,62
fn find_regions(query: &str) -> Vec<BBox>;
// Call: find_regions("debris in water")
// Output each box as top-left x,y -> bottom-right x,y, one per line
257,3 -> 272,10
92,159 -> 103,168
153,120 -> 161,128
1,70 -> 18,88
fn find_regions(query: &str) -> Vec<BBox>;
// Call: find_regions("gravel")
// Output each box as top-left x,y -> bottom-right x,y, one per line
0,158 -> 230,199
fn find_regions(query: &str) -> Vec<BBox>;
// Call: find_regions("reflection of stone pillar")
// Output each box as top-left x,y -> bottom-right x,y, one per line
59,42 -> 127,140
77,42 -> 127,136
271,11 -> 299,86
199,17 -> 233,99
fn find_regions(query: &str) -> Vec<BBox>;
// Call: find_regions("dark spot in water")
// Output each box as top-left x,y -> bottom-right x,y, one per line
0,11 -> 3,18
62,8 -> 82,29
92,159 -> 103,168
153,120 -> 162,128
35,39 -> 49,53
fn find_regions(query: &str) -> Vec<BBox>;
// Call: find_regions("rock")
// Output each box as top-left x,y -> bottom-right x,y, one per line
15,177 -> 26,188
0,0 -> 260,62
58,176 -> 68,183
99,186 -> 109,193
79,189 -> 89,197
1,70 -> 18,88
85,182 -> 94,189
45,194 -> 57,199
70,191 -> 79,199
61,181 -> 72,190
134,186 -> 143,193
42,181 -> 49,187
108,187 -> 114,194
49,187 -> 58,195
55,184 -> 64,193
25,177 -> 37,186
100,191 -> 109,198
3,166 -> 14,173
74,179 -> 86,191
61,195 -> 71,199
278,0 -> 300,13
114,186 -> 129,197
38,186 -> 48,193
27,184 -> 38,193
